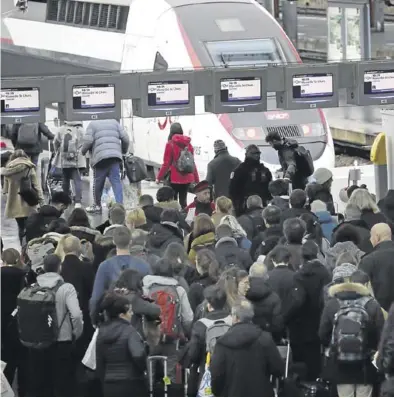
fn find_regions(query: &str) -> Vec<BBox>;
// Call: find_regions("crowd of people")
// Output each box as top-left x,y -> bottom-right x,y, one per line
1,120 -> 394,397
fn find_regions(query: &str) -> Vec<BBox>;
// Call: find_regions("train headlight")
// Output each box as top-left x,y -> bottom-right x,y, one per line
301,123 -> 325,138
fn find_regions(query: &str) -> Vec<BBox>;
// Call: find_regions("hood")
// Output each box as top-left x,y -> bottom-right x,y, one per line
284,139 -> 298,149
143,275 -> 178,289
155,201 -> 182,211
104,224 -> 124,236
42,232 -> 66,242
218,322 -> 262,349
215,236 -> 238,249
246,277 -> 273,301
70,226 -> 101,239
172,134 -> 191,147
37,272 -> 64,288
326,241 -> 365,264
39,205 -> 63,218
214,149 -> 229,158
99,318 -> 131,344
315,211 -> 332,224
328,281 -> 371,298
191,232 -> 216,248
1,157 -> 35,177
149,223 -> 181,247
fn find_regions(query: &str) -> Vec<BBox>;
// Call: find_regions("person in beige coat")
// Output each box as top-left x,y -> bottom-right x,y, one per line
1,149 -> 44,243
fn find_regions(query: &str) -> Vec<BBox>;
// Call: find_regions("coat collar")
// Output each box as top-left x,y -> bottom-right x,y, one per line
328,282 -> 371,297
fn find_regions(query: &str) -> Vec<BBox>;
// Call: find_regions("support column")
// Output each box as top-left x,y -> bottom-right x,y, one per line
382,108 -> 394,190
370,0 -> 385,32
282,1 -> 297,48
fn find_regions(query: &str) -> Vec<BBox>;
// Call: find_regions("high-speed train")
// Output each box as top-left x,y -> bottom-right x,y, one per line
2,0 -> 335,179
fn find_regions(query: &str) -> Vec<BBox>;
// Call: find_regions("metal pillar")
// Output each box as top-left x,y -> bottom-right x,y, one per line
282,1 -> 297,49
370,0 -> 385,32
382,108 -> 394,190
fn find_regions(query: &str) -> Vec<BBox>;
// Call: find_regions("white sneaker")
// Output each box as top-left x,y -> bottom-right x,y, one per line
86,204 -> 102,213
74,203 -> 82,209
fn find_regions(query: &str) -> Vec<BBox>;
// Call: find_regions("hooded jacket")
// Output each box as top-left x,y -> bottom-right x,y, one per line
307,184 -> 335,215
319,282 -> 384,384
36,272 -> 83,341
215,237 -> 253,271
210,322 -> 284,397
325,241 -> 365,274
96,318 -> 147,383
81,119 -> 129,167
1,157 -> 44,219
206,149 -> 241,198
145,222 -> 184,257
246,277 -> 284,339
155,201 -> 191,232
157,134 -> 199,184
188,232 -> 216,264
314,210 -> 338,241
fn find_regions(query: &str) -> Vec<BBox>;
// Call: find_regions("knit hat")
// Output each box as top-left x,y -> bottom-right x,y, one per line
313,168 -> 333,185
214,139 -> 227,153
310,200 -> 327,213
332,263 -> 358,281
194,180 -> 211,194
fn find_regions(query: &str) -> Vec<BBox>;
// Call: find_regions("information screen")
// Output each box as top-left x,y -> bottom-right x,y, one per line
147,81 -> 189,106
220,77 -> 261,102
72,84 -> 115,110
1,87 -> 40,113
364,70 -> 394,95
292,73 -> 334,99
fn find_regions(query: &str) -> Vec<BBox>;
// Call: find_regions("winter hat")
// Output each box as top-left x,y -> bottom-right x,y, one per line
313,168 -> 333,185
332,263 -> 358,282
214,139 -> 227,153
194,180 -> 211,194
311,200 -> 327,213
156,186 -> 175,203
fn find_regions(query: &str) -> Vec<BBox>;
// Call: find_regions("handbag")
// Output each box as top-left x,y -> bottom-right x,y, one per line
82,328 -> 99,370
19,168 -> 39,206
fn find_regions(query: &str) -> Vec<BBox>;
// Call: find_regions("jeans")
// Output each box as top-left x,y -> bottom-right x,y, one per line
62,168 -> 82,203
170,183 -> 189,209
93,160 -> 123,206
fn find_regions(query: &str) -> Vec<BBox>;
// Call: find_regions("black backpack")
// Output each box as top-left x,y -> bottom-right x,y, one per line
17,280 -> 67,349
246,215 -> 265,239
330,296 -> 372,363
123,154 -> 147,183
295,146 -> 314,177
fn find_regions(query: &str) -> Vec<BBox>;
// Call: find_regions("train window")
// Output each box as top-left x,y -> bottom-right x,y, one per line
215,18 -> 244,32
153,51 -> 168,72
205,39 -> 284,67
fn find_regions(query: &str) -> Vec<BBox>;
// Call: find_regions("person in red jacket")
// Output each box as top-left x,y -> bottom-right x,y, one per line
185,180 -> 216,222
156,123 -> 199,209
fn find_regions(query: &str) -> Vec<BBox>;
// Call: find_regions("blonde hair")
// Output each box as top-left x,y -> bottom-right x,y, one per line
54,234 -> 75,261
126,208 -> 147,229
347,188 -> 379,213
62,235 -> 82,256
215,196 -> 233,214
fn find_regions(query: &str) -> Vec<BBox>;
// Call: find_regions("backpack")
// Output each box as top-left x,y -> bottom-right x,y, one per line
17,280 -> 67,349
17,123 -> 39,146
61,126 -> 80,162
219,251 -> 242,269
199,315 -> 232,355
174,144 -> 195,174
147,283 -> 183,341
123,154 -> 147,183
330,296 -> 372,363
295,146 -> 314,177
246,215 -> 265,239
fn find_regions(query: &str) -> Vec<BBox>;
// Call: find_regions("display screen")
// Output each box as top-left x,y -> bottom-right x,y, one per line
292,73 -> 334,99
364,70 -> 394,95
147,81 -> 189,106
220,77 -> 261,102
72,84 -> 115,110
1,87 -> 40,113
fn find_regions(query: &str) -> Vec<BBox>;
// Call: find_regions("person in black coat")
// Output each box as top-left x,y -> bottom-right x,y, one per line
378,189 -> 394,224
246,262 -> 284,342
319,280 -> 384,396
286,241 -> 331,381
206,140 -> 241,199
359,223 -> 394,311
210,299 -> 284,397
215,224 -> 253,271
237,195 -> 266,240
280,189 -> 313,225
378,302 -> 394,376
139,194 -> 162,229
268,179 -> 290,211
265,131 -> 307,190
229,144 -> 272,217
96,291 -> 148,397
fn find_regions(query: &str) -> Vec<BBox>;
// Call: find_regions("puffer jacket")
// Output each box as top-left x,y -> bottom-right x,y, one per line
96,318 -> 147,383
81,119 -> 129,167
54,122 -> 86,169
157,134 -> 199,184
1,157 -> 44,219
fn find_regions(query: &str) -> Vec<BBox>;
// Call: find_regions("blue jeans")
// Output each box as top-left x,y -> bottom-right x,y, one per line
93,160 -> 123,206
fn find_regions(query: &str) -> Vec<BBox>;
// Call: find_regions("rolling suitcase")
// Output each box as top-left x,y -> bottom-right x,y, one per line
148,355 -> 169,398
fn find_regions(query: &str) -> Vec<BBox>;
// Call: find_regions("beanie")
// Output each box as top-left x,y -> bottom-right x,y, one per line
214,139 -> 227,153
313,168 -> 333,185
332,263 -> 358,281
311,200 -> 327,213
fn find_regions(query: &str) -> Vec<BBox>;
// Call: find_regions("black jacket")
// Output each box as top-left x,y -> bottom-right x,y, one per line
11,123 -> 55,156
237,207 -> 266,241
287,260 -> 330,343
269,196 -> 290,211
264,242 -> 303,271
187,273 -> 217,312
331,219 -> 373,253
359,240 -> 394,311
251,224 -> 283,261
96,318 -> 147,383
229,158 -> 272,216
378,303 -> 394,375
319,282 -> 384,384
145,222 -> 183,256
25,205 -> 64,243
206,150 -> 241,198
306,183 -> 335,215
211,322 -> 284,397
280,207 -> 314,225
215,237 -> 253,271
378,190 -> 394,224
246,277 -> 284,340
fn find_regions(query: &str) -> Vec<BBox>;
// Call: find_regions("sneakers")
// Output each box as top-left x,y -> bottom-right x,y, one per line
86,204 -> 102,213
74,203 -> 82,209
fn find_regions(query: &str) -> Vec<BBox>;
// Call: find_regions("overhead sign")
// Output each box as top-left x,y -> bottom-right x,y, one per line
133,72 -> 195,118
347,61 -> 394,106
65,76 -> 121,121
205,69 -> 267,114
1,79 -> 46,123
276,65 -> 339,110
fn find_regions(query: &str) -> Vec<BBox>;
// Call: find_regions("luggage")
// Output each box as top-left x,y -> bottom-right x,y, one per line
199,316 -> 232,355
123,154 -> 147,183
174,144 -> 195,174
148,355 -> 170,398
295,146 -> 314,178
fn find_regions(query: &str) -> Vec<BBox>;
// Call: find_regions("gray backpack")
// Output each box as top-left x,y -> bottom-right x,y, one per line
17,123 -> 39,146
199,315 -> 232,355
175,145 -> 195,174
